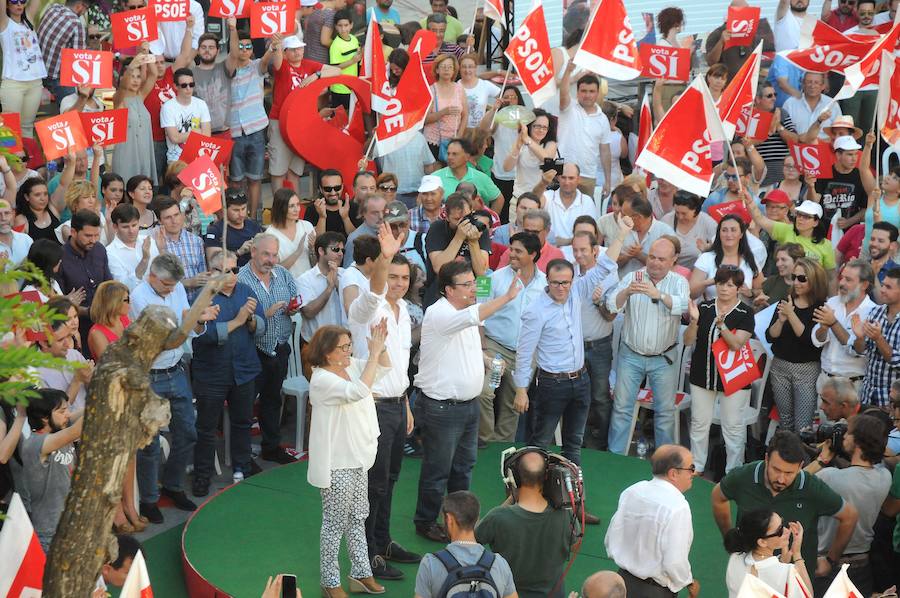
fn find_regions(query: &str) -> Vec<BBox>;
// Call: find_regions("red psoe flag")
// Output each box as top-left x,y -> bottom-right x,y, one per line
788,141 -> 834,178
635,77 -> 727,197
149,0 -> 189,22
0,493 -> 45,598
778,17 -> 873,73
573,0 -> 642,80
838,19 -> 900,97
483,0 -> 505,24
408,29 -> 438,61
362,13 -> 389,114
119,550 -> 154,598
878,51 -> 900,148
178,155 -> 224,214
373,54 -> 433,157
60,49 -> 114,88
504,0 -> 557,107
718,42 -> 762,141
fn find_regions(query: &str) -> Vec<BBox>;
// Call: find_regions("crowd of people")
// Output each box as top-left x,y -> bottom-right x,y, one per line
1,0 -> 900,596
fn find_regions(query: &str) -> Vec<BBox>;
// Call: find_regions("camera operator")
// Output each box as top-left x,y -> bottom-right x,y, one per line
809,415 -> 892,595
475,450 -> 577,598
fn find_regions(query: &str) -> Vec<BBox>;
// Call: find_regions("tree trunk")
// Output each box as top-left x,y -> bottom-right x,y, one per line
42,302 -> 199,597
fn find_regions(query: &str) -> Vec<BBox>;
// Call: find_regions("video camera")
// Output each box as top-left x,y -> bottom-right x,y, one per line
500,446 -> 583,510
798,422 -> 848,451
462,212 -> 487,234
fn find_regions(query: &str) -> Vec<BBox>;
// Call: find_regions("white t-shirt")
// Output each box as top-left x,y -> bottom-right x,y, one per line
774,11 -> 803,51
338,264 -> 369,319
0,19 -> 47,80
558,102 -> 611,179
160,96 -> 211,162
463,79 -> 501,128
692,252 -> 757,300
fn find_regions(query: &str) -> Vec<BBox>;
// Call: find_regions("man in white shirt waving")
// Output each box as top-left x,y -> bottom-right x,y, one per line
348,223 -> 421,579
605,445 -> 699,598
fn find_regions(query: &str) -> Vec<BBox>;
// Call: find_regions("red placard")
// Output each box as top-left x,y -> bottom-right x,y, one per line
638,44 -> 691,81
708,200 -> 752,224
209,0 -> 249,18
0,112 -> 23,153
789,141 -> 834,178
60,49 -> 114,89
250,2 -> 295,38
712,336 -> 760,395
34,113 -> 88,161
180,131 -> 234,166
178,155 -> 223,214
734,106 -> 774,141
111,8 -> 157,49
149,0 -> 189,22
79,109 -> 128,146
725,5 -> 760,49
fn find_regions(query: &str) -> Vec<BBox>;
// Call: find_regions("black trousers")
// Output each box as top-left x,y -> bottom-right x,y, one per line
255,343 -> 290,453
619,569 -> 677,598
365,400 -> 407,556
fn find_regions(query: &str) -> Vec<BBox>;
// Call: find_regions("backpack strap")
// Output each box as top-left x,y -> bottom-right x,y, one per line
434,548 -> 463,575
414,230 -> 427,264
475,549 -> 496,573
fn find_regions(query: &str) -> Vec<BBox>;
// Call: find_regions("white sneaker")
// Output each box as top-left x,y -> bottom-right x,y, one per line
232,471 -> 244,484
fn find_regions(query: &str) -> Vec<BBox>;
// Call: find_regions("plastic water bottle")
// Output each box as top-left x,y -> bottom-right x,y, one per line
488,354 -> 504,389
636,438 -> 649,460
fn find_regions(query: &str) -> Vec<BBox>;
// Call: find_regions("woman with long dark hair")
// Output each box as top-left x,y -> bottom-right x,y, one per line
14,177 -> 61,244
21,239 -> 66,301
690,214 -> 762,301
661,190 -> 718,270
503,108 -> 558,203
125,174 -> 157,230
266,188 -> 315,279
724,509 -> 811,597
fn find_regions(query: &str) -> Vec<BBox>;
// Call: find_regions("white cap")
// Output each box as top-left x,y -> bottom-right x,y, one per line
833,135 -> 862,151
282,35 -> 305,49
418,175 -> 442,193
796,200 -> 824,219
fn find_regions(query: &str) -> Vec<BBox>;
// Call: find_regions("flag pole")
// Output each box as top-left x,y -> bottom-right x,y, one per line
363,134 -> 377,162
220,164 -> 228,257
467,10 -> 479,52
727,138 -> 745,198
489,65 -> 513,129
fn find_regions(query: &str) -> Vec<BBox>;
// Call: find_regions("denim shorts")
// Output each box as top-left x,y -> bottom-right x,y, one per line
230,128 -> 266,181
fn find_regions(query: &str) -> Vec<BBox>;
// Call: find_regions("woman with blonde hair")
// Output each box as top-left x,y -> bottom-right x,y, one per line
86,280 -> 146,534
56,180 -> 109,245
423,54 -> 467,164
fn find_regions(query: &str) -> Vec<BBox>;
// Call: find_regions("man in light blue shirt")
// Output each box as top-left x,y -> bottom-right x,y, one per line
513,216 -> 632,466
477,232 -> 546,443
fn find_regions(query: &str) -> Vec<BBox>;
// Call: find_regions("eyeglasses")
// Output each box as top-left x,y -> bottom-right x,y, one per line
336,342 -> 352,352
88,33 -> 103,40
452,280 -> 477,288
791,273 -> 808,283
178,82 -> 195,88
327,246 -> 344,253
322,185 -> 343,192
238,43 -> 253,50
213,267 -> 240,274
548,280 -> 573,288
723,173 -> 740,181
378,185 -> 397,192
531,124 -> 549,130
674,464 -> 696,473
762,523 -> 786,538
7,0 -> 28,4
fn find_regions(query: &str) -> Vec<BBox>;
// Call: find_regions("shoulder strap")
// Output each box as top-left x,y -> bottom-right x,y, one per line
434,548 -> 462,574
414,230 -> 427,263
475,549 -> 496,571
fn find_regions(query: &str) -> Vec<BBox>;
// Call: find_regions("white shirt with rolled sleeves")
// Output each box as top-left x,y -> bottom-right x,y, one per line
811,294 -> 875,377
605,477 -> 694,593
148,0 -> 205,58
414,299 -> 484,401
296,264 -> 345,343
347,289 -> 411,398
130,280 -> 202,370
607,269 -> 689,356
542,188 -> 600,245
106,236 -> 159,290
782,94 -> 841,141
557,101 -> 610,180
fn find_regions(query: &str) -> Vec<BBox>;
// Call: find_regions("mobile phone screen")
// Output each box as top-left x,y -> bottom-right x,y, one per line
281,574 -> 296,598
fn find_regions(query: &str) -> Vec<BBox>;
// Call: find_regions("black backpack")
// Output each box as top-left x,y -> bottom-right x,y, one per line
434,547 -> 501,598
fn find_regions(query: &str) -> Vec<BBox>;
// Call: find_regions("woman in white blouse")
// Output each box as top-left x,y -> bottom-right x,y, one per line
724,509 -> 811,598
265,188 -> 315,280
306,321 -> 391,598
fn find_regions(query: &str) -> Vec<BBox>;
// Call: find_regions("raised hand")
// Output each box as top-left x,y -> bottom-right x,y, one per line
377,221 -> 402,260
265,301 -> 287,318
314,197 -> 327,217
368,317 -> 388,355
338,197 -> 351,219
850,313 -> 864,338
618,214 -> 635,233
688,299 -> 700,323
812,305 -> 835,327
863,320 -> 883,340
505,274 -> 522,300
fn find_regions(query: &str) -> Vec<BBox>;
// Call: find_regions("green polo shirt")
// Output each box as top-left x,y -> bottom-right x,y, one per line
419,14 -> 464,42
434,164 -> 502,203
719,461 -> 844,568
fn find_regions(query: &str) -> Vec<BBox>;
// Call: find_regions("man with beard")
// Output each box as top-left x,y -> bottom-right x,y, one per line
812,258 -> 876,395
193,23 -> 238,138
775,0 -> 810,50
305,169 -> 359,237
822,0 -> 860,31
866,222 -> 899,302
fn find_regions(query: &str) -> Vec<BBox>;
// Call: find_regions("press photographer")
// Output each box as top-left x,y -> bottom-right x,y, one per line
475,447 -> 583,598
800,421 -> 850,470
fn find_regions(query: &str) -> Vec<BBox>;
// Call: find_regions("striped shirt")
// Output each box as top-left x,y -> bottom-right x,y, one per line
229,60 -> 268,137
858,304 -> 900,407
237,263 -> 297,355
38,4 -> 86,79
607,269 -> 690,356
163,229 -> 207,303
755,111 -> 797,187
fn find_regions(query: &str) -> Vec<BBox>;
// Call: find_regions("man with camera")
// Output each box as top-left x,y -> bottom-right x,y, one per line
475,450 -> 576,598
807,415 -> 892,595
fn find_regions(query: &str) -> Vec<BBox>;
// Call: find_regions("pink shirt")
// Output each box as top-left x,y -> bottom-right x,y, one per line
496,242 -> 566,273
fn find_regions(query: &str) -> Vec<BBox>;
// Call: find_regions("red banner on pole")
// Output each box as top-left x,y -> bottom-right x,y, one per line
504,0 -> 556,106
719,42 -> 762,141
80,109 -> 129,146
725,6 -> 760,49
788,141 -> 834,178
60,49 -> 114,88
878,51 -> 900,148
573,0 -> 642,80
374,54 -> 432,157
638,44 -> 691,81
712,336 -> 760,396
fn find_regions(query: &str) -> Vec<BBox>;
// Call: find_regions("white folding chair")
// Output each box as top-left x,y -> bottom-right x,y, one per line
281,314 -> 310,456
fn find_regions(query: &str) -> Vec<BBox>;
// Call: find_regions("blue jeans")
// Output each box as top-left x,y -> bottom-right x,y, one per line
230,128 -> 267,181
584,335 -> 614,450
137,366 -> 196,503
529,370 -> 591,465
608,343 -> 679,455
413,395 -> 479,525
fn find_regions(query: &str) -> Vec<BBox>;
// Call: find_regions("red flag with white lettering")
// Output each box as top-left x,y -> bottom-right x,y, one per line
149,0 -> 189,22
504,0 -> 557,107
408,29 -> 438,61
718,42 -> 762,141
180,132 -> 234,166
374,54 -> 432,157
822,563 -> 863,598
110,7 -> 158,49
638,44 -> 691,81
725,6 -> 760,49
178,155 -> 223,214
250,2 -> 295,38
712,335 -> 761,396
635,90 -> 652,162
837,19 -> 900,97
788,141 -> 834,178
635,77 -> 727,197
209,0 -> 249,18
0,494 -> 45,598
483,0 -> 504,24
362,13 -> 390,114
778,17 -> 873,73
573,0 -> 642,80
80,109 -> 129,146
878,51 -> 900,148
119,550 -> 153,598
735,106 -> 775,141
34,112 -> 89,161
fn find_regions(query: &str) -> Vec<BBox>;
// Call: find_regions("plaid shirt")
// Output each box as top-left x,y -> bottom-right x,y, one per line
409,206 -> 440,234
858,304 -> 900,407
38,4 -> 86,79
237,263 -> 296,356
164,229 -> 207,302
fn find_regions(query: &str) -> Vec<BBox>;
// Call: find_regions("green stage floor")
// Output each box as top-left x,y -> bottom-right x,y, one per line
151,446 -> 728,597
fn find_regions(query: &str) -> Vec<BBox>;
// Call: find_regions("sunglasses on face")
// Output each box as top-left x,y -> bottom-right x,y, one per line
327,246 -> 344,253
791,273 -> 808,283
214,267 -> 240,274
322,185 -> 343,192
88,33 -> 103,40
762,523 -> 786,538
178,82 -> 195,88
378,185 -> 397,192
724,173 -> 740,181
238,43 -> 253,50
7,0 -> 27,4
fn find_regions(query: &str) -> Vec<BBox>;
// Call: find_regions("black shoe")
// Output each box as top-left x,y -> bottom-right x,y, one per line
139,502 -> 164,524
580,510 -> 601,525
382,541 -> 421,564
403,441 -> 423,458
192,476 -> 210,497
370,555 -> 404,580
260,447 -> 297,464
415,522 -> 449,543
246,460 -> 263,477
161,487 -> 197,511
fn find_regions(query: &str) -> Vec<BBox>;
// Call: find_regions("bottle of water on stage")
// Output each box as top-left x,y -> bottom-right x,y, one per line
488,354 -> 504,388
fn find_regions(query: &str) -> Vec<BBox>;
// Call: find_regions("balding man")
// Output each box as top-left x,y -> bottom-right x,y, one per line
783,72 -> 842,142
581,571 -> 626,598
607,238 -> 690,455
605,445 -> 698,598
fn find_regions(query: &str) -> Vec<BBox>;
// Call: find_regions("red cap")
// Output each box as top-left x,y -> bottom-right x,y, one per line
762,189 -> 791,205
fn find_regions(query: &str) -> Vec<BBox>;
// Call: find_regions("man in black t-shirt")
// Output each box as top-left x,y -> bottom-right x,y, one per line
814,134 -> 877,230
423,192 -> 491,307
303,168 -> 362,237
